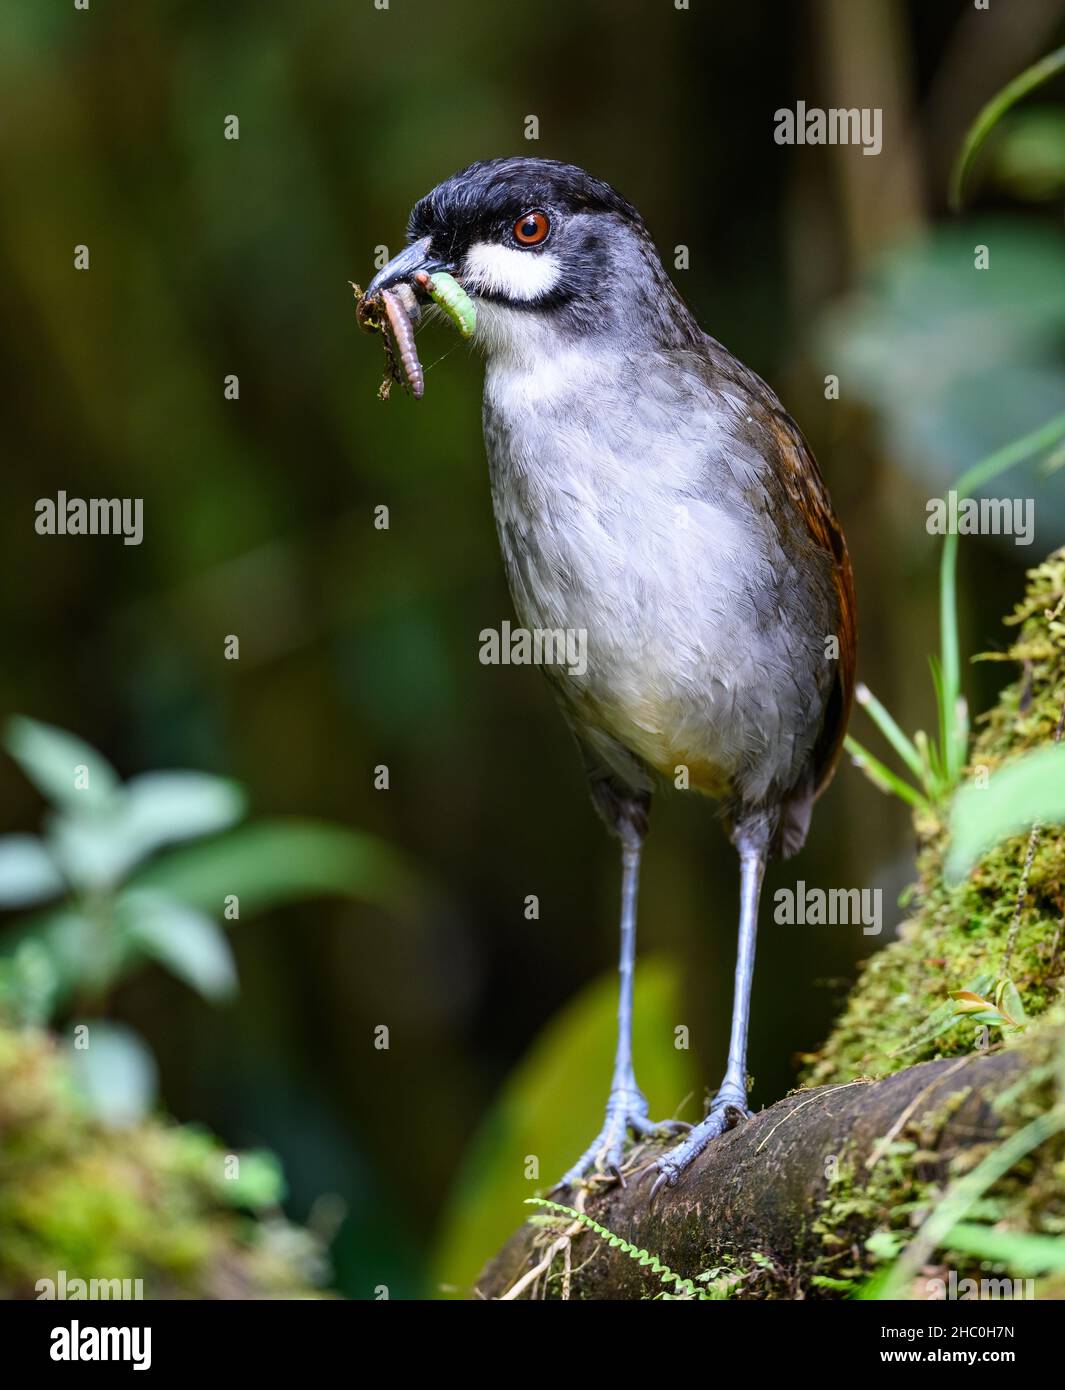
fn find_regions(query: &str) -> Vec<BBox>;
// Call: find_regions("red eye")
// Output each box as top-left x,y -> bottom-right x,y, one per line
513,210 -> 550,246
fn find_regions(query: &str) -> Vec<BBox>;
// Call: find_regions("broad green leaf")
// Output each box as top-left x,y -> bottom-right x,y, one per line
129,817 -> 420,916
66,1021 -> 158,1127
5,716 -> 120,810
118,889 -> 237,1001
946,745 -> 1065,881
431,956 -> 697,1298
0,835 -> 64,907
891,973 -> 996,1057
122,771 -> 247,855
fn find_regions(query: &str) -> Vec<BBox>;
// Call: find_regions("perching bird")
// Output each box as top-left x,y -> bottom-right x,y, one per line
364,157 -> 856,1194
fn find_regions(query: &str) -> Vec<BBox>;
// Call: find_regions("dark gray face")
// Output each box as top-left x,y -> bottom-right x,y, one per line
369,157 -> 700,351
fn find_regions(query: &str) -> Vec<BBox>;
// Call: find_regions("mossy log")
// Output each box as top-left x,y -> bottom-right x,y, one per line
476,1050 -> 1023,1300
477,552 -> 1065,1301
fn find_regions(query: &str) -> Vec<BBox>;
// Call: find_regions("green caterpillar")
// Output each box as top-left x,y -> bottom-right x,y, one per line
416,270 -> 476,339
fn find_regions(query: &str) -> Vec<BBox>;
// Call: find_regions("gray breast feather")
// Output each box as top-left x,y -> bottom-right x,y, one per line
481,347 -> 838,808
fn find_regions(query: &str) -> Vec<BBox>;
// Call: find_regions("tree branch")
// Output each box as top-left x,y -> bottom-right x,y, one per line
475,1050 -> 1024,1300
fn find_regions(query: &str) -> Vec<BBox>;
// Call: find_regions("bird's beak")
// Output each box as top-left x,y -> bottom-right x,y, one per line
364,235 -> 454,299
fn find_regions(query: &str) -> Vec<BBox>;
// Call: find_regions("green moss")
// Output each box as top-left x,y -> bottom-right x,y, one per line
783,554 -> 1065,1297
0,1023 -> 328,1299
830,1014 -> 1065,1297
805,551 -> 1065,1087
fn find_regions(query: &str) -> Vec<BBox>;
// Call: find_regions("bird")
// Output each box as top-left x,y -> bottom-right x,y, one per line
363,156 -> 856,1195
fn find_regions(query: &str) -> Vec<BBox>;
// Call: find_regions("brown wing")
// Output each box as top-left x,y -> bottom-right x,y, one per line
767,410 -> 857,798
697,335 -> 857,813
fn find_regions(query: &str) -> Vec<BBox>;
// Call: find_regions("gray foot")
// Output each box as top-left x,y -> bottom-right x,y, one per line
645,1087 -> 750,1200
553,1088 -> 690,1191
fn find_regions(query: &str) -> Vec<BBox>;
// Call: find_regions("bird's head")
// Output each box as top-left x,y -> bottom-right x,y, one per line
364,157 -> 700,363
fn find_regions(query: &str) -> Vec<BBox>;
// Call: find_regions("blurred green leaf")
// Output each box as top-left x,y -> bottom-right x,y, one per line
0,835 -> 64,907
944,1223 -> 1065,1275
5,716 -> 120,811
42,772 -> 247,893
815,222 -> 1065,513
130,817 -> 419,915
1,818 -> 424,1015
865,1230 -> 904,1261
122,771 -> 247,854
118,889 -> 237,1002
66,1021 -> 158,1128
45,810 -> 140,893
950,46 -> 1065,210
946,745 -> 1065,881
985,108 -> 1065,202
431,956 -> 697,1297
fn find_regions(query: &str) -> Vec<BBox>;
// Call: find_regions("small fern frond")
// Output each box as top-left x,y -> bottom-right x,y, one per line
524,1197 -> 709,1300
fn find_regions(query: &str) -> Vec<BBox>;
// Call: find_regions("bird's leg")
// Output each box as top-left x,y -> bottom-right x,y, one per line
554,823 -> 688,1190
648,831 -> 768,1195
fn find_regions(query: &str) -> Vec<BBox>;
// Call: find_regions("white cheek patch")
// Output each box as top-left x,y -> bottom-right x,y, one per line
463,242 -> 561,301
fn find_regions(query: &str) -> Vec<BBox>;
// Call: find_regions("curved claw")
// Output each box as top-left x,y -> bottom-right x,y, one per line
648,1169 -> 671,1207
553,1100 -> 686,1190
634,1156 -> 675,1209
637,1098 -> 751,1206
